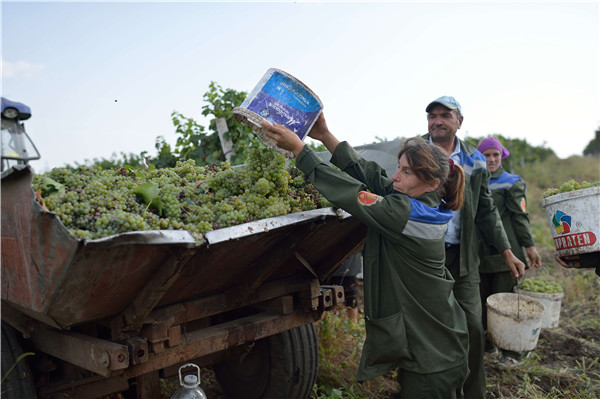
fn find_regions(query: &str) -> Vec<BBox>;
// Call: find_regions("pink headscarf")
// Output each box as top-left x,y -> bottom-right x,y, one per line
477,137 -> 510,159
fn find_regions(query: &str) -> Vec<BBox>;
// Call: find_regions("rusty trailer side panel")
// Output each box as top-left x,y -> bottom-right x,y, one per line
1,166 -> 366,331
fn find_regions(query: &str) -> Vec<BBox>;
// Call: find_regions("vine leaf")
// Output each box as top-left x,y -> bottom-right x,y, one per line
133,182 -> 164,215
38,177 -> 65,197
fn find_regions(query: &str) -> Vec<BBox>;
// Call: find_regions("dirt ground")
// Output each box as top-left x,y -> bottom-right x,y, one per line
484,300 -> 600,398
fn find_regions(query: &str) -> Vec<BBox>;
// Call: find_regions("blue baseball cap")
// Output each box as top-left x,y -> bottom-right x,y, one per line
426,96 -> 462,114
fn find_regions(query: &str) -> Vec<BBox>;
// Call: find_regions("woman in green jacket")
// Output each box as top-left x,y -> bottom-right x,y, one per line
263,114 -> 469,399
476,137 -> 542,358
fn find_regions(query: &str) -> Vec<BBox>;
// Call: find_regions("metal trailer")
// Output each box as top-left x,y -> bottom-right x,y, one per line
1,164 -> 368,399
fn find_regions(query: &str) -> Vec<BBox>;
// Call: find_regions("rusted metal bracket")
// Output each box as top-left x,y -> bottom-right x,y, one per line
319,287 -> 334,309
27,327 -> 129,377
126,336 -> 149,366
124,309 -> 320,377
110,247 -> 194,340
321,284 -> 345,307
299,278 -> 321,311
139,276 -> 319,354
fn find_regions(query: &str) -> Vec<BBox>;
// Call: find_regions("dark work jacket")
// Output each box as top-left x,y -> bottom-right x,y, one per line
296,142 -> 468,380
479,167 -> 535,273
422,134 -> 510,278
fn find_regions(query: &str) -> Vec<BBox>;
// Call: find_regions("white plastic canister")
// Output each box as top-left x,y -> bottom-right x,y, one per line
233,68 -> 323,157
486,293 -> 545,352
540,186 -> 600,257
514,288 -> 563,329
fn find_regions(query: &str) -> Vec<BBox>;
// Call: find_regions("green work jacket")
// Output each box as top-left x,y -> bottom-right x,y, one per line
478,167 -> 535,273
422,134 -> 510,278
296,142 -> 468,380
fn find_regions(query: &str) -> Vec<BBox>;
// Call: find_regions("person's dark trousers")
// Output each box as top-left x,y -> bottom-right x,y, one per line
396,362 -> 468,399
445,244 -> 486,399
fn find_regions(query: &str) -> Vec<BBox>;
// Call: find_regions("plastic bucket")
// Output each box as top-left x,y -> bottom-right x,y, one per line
233,68 -> 323,157
486,293 -> 545,352
540,186 -> 600,257
514,288 -> 563,329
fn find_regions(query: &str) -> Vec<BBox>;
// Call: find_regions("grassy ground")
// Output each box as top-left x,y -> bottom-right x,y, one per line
309,256 -> 599,399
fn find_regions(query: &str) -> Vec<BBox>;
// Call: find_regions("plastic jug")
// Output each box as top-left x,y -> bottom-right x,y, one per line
170,363 -> 207,399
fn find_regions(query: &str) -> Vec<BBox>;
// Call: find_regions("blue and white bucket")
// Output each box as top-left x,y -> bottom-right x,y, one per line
233,68 -> 323,157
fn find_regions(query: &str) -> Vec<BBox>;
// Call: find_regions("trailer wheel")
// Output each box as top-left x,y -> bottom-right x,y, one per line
214,323 -> 319,399
1,322 -> 38,399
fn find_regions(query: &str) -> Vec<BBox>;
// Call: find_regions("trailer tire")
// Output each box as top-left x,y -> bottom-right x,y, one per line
1,322 -> 38,399
214,322 -> 319,399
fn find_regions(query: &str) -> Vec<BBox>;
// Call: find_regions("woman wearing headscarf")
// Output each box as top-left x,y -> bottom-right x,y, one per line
476,137 -> 542,360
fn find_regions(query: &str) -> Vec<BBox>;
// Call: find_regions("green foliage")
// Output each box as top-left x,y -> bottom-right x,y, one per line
1,352 -> 35,384
150,81 -> 263,167
72,82 -> 263,169
583,128 -> 600,156
200,82 -> 262,164
36,175 -> 65,197
312,308 -> 397,398
68,151 -> 147,169
465,134 -> 555,173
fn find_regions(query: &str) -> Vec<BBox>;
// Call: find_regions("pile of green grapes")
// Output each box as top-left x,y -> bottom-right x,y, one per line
32,148 -> 332,241
518,278 -> 563,294
543,179 -> 599,198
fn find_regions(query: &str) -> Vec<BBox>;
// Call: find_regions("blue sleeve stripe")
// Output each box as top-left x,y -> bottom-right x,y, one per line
408,197 -> 454,224
492,171 -> 522,185
459,150 -> 487,176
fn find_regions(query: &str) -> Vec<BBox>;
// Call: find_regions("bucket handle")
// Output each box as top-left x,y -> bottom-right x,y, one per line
178,363 -> 201,387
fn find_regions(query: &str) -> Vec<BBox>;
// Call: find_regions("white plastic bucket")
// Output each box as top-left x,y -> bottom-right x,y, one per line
233,68 -> 323,157
540,186 -> 600,257
514,288 -> 563,329
486,293 -> 545,352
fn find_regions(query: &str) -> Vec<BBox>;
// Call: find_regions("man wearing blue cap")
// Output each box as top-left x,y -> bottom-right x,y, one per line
422,96 -> 526,399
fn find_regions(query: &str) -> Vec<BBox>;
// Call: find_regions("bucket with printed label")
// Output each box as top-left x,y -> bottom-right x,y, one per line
540,186 -> 600,257
233,68 -> 323,157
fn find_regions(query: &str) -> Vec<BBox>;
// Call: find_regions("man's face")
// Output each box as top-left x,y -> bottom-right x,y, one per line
427,104 -> 463,142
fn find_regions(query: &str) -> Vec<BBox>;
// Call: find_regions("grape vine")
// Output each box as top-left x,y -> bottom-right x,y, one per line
33,148 -> 332,241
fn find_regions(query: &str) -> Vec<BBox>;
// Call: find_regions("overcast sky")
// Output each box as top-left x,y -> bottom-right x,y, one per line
2,1 -> 599,172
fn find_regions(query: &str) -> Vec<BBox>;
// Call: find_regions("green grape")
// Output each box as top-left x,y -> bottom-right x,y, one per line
519,278 -> 563,294
32,151 -> 333,241
543,179 -> 600,198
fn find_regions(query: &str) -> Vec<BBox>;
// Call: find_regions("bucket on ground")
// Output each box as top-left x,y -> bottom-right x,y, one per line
486,293 -> 545,352
233,68 -> 323,157
514,288 -> 563,329
540,186 -> 600,257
